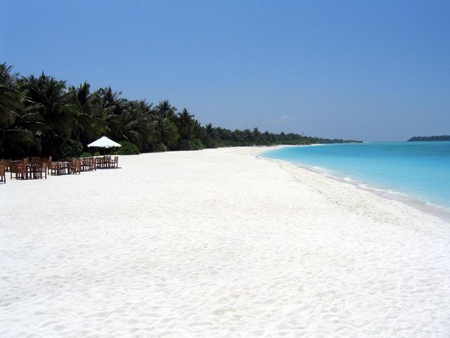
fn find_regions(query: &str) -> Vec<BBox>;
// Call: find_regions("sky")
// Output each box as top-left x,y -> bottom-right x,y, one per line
1,0 -> 449,142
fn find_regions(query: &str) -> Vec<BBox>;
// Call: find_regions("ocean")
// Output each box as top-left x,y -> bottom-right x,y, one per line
261,142 -> 450,216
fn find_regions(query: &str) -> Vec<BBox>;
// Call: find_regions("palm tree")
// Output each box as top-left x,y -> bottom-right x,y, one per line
253,127 -> 261,144
96,86 -> 126,140
155,100 -> 177,120
151,115 -> 179,151
0,63 -> 22,126
97,86 -> 124,115
20,73 -> 77,157
201,123 -> 218,148
0,63 -> 37,158
192,119 -> 203,139
176,108 -> 195,139
68,82 -> 106,147
118,100 -> 156,151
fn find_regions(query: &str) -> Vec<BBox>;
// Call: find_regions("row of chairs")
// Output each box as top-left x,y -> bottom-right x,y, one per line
0,156 -> 119,184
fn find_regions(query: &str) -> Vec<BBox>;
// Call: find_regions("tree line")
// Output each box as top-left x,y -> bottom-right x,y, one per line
408,135 -> 450,142
1,63 -> 360,160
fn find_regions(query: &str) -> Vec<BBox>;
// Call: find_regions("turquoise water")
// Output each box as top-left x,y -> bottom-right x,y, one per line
261,142 -> 450,213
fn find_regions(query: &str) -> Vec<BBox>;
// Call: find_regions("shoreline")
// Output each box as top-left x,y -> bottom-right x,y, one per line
1,147 -> 450,337
257,145 -> 450,223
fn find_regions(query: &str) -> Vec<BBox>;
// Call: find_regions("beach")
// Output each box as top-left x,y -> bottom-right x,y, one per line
1,147 -> 450,337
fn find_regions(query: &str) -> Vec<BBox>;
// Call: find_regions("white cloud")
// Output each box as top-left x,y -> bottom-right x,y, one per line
270,115 -> 296,124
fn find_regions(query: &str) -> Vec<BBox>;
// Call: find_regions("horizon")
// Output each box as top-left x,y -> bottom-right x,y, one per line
1,0 -> 449,142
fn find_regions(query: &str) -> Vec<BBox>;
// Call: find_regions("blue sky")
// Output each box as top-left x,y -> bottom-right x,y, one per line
1,0 -> 449,142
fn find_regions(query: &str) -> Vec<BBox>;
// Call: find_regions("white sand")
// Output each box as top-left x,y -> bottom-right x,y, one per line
1,147 -> 450,337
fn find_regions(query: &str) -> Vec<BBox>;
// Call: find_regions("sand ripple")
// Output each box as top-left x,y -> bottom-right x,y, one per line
1,148 -> 450,337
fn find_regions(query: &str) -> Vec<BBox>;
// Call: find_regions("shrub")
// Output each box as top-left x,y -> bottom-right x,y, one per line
81,152 -> 92,158
61,139 -> 83,159
177,139 -> 192,151
190,139 -> 204,150
114,141 -> 139,155
154,142 -> 167,152
203,137 -> 217,149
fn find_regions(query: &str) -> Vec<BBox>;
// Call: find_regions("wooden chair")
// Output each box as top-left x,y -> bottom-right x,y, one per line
69,159 -> 81,174
48,161 -> 60,176
106,156 -> 113,168
0,162 -> 6,183
90,157 -> 96,171
96,156 -> 106,169
4,159 -> 11,172
31,156 -> 40,164
26,158 -> 47,179
111,156 -> 119,168
80,158 -> 88,171
10,161 -> 27,180
42,158 -> 49,177
32,161 -> 48,179
81,157 -> 95,171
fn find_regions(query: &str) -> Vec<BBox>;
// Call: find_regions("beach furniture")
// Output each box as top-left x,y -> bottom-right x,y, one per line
107,156 -> 119,168
10,161 -> 27,180
31,156 -> 40,164
95,156 -> 106,169
3,159 -> 11,172
49,159 -> 83,176
81,157 -> 95,171
38,160 -> 48,179
26,160 -> 47,179
112,156 -> 119,168
87,136 -> 122,153
48,161 -> 69,175
69,158 -> 81,174
0,161 -> 5,183
94,155 -> 119,169
9,158 -> 48,180
48,160 -> 59,176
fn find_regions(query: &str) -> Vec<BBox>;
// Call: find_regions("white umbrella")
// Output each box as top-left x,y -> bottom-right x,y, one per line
88,136 -> 121,148
88,136 -> 121,155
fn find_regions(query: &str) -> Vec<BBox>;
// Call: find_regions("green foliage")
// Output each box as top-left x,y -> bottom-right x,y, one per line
94,151 -> 101,156
61,139 -> 83,159
175,138 -> 204,151
408,135 -> 450,142
0,62 -> 361,159
115,141 -> 139,155
81,152 -> 92,158
203,136 -> 217,149
177,139 -> 192,151
0,63 -> 22,127
153,142 -> 167,152
190,139 -> 204,150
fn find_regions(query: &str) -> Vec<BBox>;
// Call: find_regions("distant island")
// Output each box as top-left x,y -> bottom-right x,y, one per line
408,135 -> 450,142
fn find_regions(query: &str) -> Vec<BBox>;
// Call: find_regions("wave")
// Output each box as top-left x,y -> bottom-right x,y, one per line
257,150 -> 450,222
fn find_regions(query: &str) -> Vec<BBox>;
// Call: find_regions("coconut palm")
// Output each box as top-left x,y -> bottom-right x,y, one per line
20,73 -> 78,157
176,108 -> 195,139
0,63 -> 22,127
0,63 -> 34,157
151,114 -> 179,151
68,82 -> 106,147
155,100 -> 177,120
96,86 -> 126,140
118,100 -> 156,151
